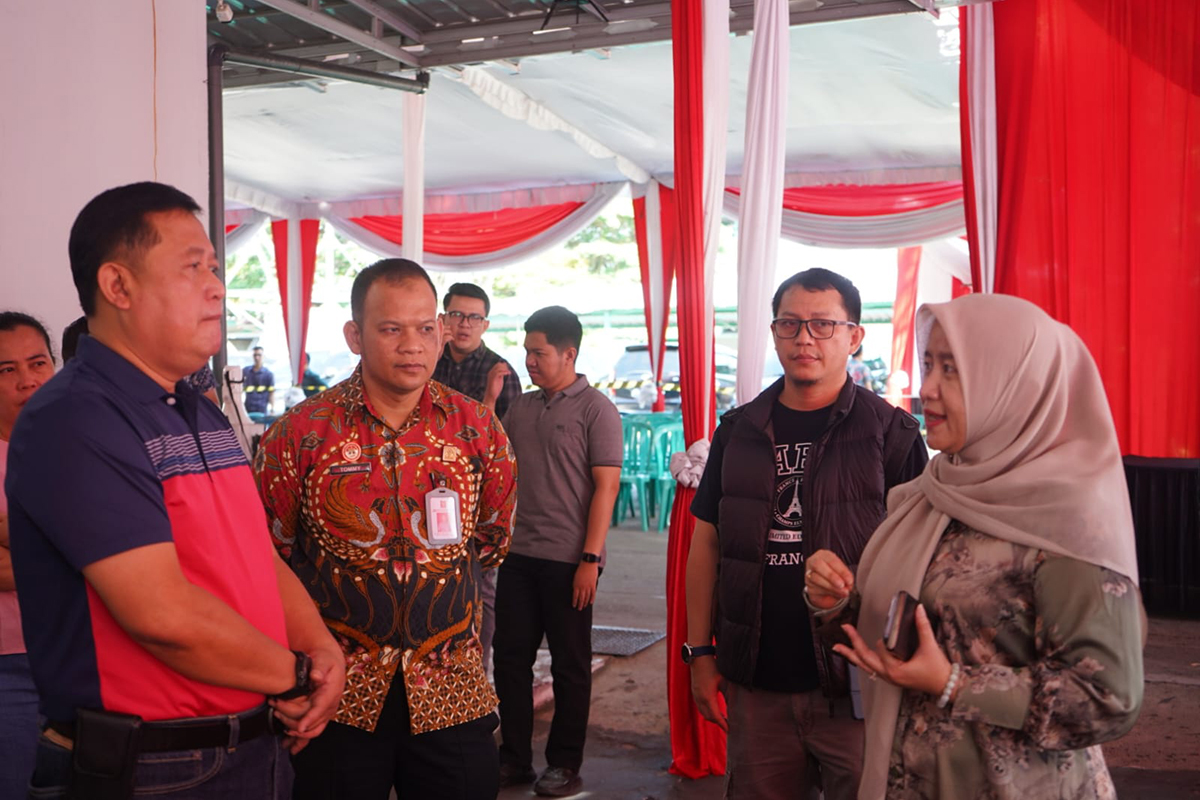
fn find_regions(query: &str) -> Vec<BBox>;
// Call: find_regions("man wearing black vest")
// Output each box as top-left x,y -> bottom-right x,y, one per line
684,268 -> 928,800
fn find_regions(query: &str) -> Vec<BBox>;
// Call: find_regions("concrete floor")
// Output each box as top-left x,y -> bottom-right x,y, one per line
499,519 -> 1200,800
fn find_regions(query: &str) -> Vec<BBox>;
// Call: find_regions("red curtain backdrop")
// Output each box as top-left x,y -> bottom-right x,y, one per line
728,182 -> 963,216
666,0 -> 726,780
888,247 -> 922,413
350,202 -> 583,257
271,219 -> 320,380
224,223 -> 238,234
973,0 -> 1200,457
633,187 -> 679,413
958,20 -> 984,293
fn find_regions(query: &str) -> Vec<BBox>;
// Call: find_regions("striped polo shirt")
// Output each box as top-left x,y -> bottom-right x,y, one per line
5,336 -> 287,722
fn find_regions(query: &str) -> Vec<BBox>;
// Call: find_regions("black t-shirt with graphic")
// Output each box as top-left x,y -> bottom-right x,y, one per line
751,401 -> 831,692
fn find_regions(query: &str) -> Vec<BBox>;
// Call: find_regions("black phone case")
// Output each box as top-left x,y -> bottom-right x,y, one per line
885,591 -> 921,662
70,707 -> 143,800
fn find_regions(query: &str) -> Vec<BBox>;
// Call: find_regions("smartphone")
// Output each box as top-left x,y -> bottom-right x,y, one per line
883,590 -> 921,661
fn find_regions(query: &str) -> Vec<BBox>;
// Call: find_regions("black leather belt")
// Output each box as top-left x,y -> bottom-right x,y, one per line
47,705 -> 275,753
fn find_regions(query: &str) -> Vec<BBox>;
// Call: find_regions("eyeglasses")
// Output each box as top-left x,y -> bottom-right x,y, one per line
771,318 -> 858,340
446,310 -> 487,327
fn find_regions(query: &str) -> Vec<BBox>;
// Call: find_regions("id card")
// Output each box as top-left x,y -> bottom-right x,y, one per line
424,487 -> 463,547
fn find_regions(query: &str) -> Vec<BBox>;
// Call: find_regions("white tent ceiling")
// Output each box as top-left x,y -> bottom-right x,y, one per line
221,10 -> 960,215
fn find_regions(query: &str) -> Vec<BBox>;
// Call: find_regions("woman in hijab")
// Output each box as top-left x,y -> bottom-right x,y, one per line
804,294 -> 1144,800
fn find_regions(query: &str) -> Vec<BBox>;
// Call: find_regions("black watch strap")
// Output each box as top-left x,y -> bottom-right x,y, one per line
681,643 -> 717,664
580,552 -> 601,564
271,651 -> 314,701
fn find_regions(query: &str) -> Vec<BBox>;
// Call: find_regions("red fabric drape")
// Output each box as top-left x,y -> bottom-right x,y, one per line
633,188 -> 679,413
888,247 -> 921,413
952,278 -> 973,299
224,223 -> 238,234
271,219 -> 320,380
958,15 -> 984,293
728,182 -> 963,216
974,0 -> 1200,457
350,202 -> 583,257
667,0 -> 726,780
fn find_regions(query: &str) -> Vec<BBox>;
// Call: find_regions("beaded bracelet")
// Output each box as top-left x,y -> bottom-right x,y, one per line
936,663 -> 961,709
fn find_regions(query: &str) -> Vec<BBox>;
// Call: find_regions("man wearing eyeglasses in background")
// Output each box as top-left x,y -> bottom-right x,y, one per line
434,283 -> 522,422
432,282 -> 522,676
684,268 -> 928,800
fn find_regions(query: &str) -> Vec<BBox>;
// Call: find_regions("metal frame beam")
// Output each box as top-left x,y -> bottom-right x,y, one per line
222,46 -> 429,91
250,0 -> 422,66
341,0 -> 426,42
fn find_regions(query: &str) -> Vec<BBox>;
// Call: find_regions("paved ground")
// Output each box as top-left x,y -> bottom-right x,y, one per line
499,519 -> 1200,799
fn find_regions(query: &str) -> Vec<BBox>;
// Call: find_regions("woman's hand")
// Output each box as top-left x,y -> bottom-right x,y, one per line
832,605 -> 953,697
805,549 -> 854,610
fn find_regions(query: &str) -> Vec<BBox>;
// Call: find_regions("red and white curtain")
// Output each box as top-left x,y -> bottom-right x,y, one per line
632,181 -> 677,412
666,0 -> 730,781
961,0 -> 1200,458
724,182 -> 966,250
322,182 -> 624,271
271,219 -> 320,383
223,209 -> 269,257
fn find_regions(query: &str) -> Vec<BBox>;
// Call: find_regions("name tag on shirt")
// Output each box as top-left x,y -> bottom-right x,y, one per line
425,487 -> 463,547
330,463 -> 372,476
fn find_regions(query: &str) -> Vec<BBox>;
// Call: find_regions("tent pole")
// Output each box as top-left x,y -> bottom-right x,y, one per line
208,44 -> 228,403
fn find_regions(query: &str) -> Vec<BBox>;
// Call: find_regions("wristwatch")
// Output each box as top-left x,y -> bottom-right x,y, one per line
579,552 -> 602,564
271,650 -> 314,701
681,643 -> 717,664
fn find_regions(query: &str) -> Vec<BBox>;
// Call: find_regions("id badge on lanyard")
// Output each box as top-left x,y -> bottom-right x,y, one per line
425,485 -> 463,547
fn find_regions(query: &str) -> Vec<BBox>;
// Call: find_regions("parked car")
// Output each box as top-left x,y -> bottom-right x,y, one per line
609,344 -> 785,410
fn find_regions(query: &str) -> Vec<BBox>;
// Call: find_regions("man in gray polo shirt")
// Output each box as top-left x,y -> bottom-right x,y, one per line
495,306 -> 622,798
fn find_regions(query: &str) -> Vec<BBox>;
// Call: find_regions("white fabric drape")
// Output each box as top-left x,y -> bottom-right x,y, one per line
735,0 -> 789,406
402,92 -> 426,262
322,181 -> 625,272
644,180 -> 670,390
284,218 -> 304,382
224,210 -> 268,257
457,66 -> 651,184
700,0 -> 730,430
966,3 -> 998,292
721,192 -> 967,249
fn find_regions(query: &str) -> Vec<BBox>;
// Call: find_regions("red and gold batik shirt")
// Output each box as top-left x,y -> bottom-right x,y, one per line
254,367 -> 516,734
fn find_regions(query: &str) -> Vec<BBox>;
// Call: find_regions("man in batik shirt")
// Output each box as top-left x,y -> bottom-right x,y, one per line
255,259 -> 517,800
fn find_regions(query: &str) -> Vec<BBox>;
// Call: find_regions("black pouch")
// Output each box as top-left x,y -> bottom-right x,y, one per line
69,708 -> 143,800
814,592 -> 861,650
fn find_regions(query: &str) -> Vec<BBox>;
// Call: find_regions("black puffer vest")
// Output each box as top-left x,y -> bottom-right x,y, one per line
713,377 -> 922,692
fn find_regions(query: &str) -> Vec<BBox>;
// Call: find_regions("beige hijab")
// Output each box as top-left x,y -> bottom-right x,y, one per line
854,293 -> 1139,800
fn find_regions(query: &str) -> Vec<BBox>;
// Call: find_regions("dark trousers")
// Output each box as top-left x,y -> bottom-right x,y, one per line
493,553 -> 596,773
292,674 -> 499,800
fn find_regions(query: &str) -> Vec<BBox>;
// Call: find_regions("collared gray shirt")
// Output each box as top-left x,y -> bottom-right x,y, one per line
502,374 -> 623,565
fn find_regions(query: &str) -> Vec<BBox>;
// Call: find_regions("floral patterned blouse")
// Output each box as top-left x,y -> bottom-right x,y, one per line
886,521 -> 1144,800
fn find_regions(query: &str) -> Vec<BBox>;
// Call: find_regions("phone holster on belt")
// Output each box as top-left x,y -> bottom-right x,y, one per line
70,708 -> 143,800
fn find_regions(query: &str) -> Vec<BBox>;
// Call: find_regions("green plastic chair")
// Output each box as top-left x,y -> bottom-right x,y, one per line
614,419 -> 655,530
649,422 -> 685,532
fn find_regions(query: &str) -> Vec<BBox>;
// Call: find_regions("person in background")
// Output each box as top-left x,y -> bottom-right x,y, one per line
243,345 -> 275,415
8,182 -> 344,798
848,347 -> 873,392
432,282 -> 522,675
0,312 -> 55,800
494,306 -> 623,798
685,269 -> 927,800
300,353 -> 327,398
256,258 -> 516,800
433,282 -> 522,421
806,294 -> 1144,800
